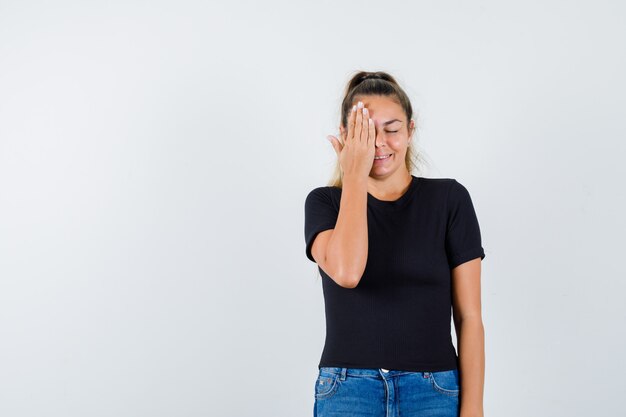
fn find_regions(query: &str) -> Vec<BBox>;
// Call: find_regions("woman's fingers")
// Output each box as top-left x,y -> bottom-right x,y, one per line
327,134 -> 342,157
368,116 -> 375,145
362,107 -> 370,142
346,102 -> 375,144
335,101 -> 375,177
339,125 -> 346,147
346,104 -> 356,144
354,103 -> 363,143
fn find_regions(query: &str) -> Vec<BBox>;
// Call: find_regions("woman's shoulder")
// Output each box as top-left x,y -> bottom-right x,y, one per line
417,176 -> 456,185
306,184 -> 341,198
415,176 -> 457,194
305,185 -> 342,209
414,177 -> 476,210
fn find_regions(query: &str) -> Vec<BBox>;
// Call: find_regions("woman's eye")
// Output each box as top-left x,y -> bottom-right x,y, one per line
385,130 -> 399,134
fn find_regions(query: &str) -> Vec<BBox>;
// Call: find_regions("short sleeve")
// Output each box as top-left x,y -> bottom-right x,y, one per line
445,179 -> 486,269
304,187 -> 339,263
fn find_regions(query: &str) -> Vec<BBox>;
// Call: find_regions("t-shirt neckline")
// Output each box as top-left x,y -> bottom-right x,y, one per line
367,175 -> 420,209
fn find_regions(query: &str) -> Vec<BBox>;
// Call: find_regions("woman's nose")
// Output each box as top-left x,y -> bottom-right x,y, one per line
375,131 -> 385,147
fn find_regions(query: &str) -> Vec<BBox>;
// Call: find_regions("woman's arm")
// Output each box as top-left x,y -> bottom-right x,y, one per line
311,102 -> 375,288
452,257 -> 485,417
310,174 -> 369,288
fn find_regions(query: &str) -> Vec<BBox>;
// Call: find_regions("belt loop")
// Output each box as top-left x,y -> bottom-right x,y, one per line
339,367 -> 347,381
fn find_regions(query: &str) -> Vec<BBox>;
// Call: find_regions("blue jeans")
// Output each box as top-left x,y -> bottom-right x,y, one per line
314,367 -> 460,417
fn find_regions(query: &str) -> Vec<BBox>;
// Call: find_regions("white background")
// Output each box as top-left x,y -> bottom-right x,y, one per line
1,1 -> 625,416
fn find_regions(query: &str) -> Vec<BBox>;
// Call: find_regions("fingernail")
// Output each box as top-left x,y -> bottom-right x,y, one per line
363,108 -> 368,114
352,105 -> 356,112
357,101 -> 363,108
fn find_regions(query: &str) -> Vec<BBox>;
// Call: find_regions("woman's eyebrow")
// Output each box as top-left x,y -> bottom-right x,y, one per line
383,119 -> 403,126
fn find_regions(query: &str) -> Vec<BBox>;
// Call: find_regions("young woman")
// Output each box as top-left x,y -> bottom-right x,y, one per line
304,71 -> 486,417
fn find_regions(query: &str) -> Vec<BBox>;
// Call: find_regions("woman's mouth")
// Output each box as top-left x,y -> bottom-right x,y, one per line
374,154 -> 392,163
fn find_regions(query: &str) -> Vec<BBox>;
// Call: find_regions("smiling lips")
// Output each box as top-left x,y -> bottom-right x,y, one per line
374,154 -> 392,160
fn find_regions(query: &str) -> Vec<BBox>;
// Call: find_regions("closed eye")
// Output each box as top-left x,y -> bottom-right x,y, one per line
385,130 -> 399,133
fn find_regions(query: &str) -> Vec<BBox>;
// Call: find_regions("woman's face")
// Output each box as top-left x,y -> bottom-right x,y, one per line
354,95 -> 414,177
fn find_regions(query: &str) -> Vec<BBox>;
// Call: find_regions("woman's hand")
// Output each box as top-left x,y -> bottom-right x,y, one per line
327,101 -> 376,179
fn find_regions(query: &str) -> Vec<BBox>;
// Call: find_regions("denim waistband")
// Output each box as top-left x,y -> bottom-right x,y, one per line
319,366 -> 434,380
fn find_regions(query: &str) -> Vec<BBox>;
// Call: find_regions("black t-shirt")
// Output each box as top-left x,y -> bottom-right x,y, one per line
304,175 -> 486,372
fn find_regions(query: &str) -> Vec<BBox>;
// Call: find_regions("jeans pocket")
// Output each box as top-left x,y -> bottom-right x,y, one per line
429,369 -> 460,396
314,370 -> 340,400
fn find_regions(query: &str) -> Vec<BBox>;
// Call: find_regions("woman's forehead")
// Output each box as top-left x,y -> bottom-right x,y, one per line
358,96 -> 403,113
364,104 -> 405,124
